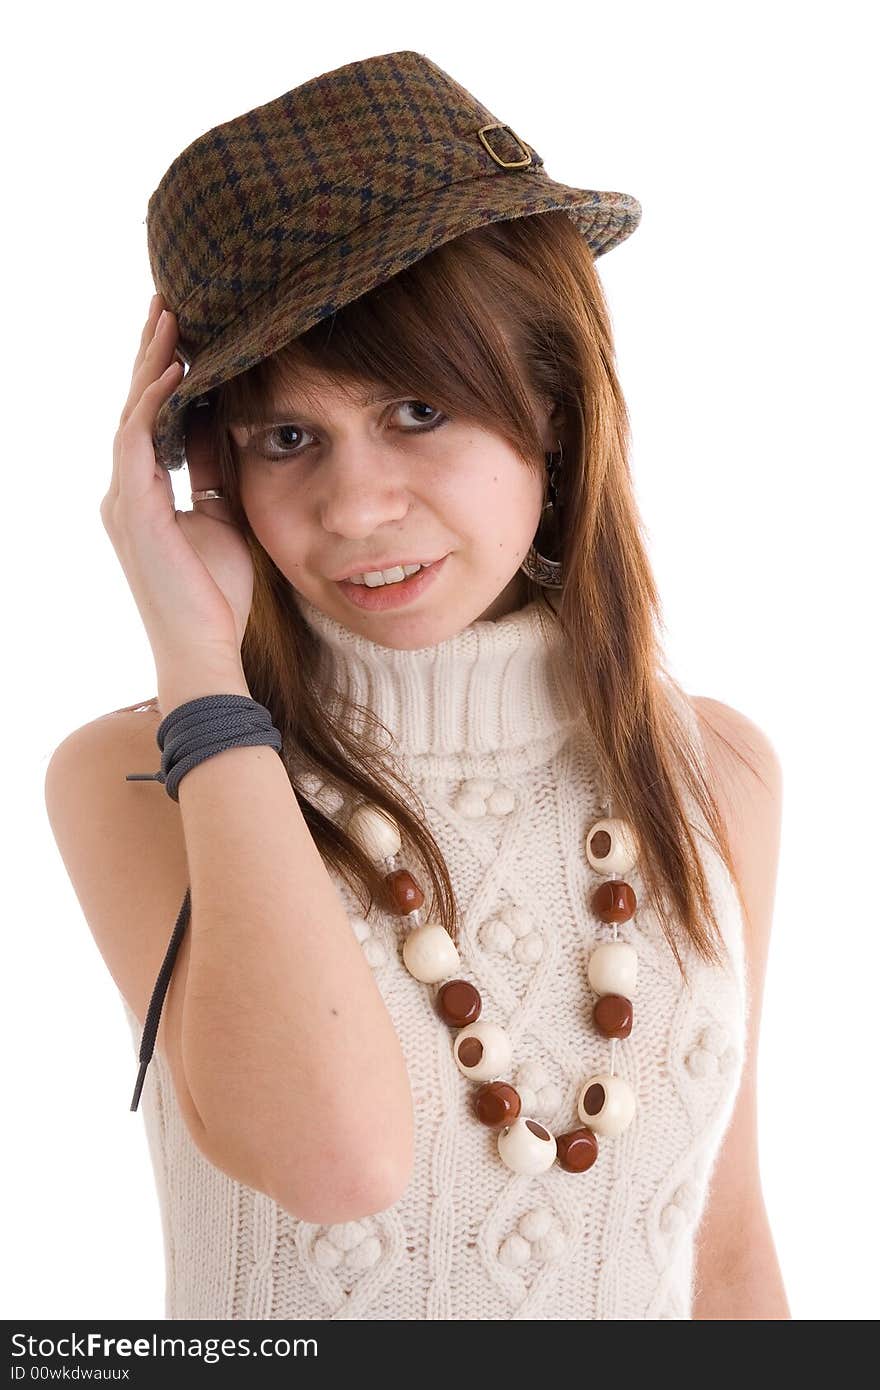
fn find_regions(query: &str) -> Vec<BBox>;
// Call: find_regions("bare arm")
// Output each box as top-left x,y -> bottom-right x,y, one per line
689,695 -> 790,1320
45,671 -> 414,1225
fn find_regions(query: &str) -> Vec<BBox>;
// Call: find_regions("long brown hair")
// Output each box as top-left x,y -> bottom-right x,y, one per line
188,210 -> 760,980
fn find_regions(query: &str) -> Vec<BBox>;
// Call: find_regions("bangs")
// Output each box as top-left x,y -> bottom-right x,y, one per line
211,217 -> 557,468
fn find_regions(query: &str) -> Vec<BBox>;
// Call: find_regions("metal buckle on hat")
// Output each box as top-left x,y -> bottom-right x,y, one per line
478,123 -> 533,169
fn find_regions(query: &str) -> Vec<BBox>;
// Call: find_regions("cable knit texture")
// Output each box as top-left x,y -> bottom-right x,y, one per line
121,590 -> 747,1320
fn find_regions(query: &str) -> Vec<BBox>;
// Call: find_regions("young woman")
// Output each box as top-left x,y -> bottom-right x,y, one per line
44,50 -> 788,1320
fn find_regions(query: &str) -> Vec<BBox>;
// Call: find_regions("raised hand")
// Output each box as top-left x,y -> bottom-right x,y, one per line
101,295 -> 255,682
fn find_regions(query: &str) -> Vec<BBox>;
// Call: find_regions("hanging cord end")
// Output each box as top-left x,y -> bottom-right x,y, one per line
130,1060 -> 149,1112
127,886 -> 192,1112
122,698 -> 282,1112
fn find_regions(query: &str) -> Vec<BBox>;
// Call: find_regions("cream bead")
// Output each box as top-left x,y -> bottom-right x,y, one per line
577,1073 -> 636,1137
347,803 -> 401,861
584,817 -> 639,875
587,940 -> 638,997
497,1116 -> 558,1175
402,924 -> 461,983
453,1020 -> 512,1081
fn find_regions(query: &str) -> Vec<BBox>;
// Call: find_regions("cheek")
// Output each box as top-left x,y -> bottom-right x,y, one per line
239,480 -> 307,561
443,437 -> 543,523
467,460 -> 543,546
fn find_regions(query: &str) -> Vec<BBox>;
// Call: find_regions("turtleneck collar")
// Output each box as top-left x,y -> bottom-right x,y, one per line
291,589 -> 584,768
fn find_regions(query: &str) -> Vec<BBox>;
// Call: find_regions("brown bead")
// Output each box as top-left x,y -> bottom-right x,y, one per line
383,869 -> 425,914
437,979 -> 482,1027
556,1127 -> 599,1172
590,879 -> 637,924
593,993 -> 634,1039
473,1081 -> 521,1128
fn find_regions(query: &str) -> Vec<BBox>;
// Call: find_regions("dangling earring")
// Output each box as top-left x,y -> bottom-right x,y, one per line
519,439 -> 564,589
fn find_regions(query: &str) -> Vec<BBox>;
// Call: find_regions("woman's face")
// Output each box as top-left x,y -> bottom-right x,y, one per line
230,368 -> 559,649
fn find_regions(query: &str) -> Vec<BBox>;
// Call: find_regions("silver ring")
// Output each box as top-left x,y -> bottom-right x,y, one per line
191,488 -> 225,502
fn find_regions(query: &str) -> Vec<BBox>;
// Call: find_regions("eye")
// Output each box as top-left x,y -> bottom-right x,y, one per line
395,400 -> 445,427
248,400 -> 448,461
255,423 -> 312,459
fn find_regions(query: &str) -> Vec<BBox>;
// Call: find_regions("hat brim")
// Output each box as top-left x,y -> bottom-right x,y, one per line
152,175 -> 641,470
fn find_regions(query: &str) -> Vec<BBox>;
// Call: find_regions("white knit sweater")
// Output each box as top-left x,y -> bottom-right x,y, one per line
122,591 -> 747,1320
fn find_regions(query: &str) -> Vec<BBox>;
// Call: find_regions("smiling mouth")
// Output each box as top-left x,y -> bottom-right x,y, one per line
332,553 -> 447,584
346,561 -> 436,587
335,553 -> 450,609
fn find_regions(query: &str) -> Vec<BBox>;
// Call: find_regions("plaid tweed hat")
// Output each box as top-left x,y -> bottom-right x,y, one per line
147,49 -> 642,472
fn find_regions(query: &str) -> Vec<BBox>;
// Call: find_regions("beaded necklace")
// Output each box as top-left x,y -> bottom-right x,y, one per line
343,797 -> 641,1175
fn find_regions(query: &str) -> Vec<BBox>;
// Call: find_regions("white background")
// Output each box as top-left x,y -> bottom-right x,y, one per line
5,0 -> 877,1321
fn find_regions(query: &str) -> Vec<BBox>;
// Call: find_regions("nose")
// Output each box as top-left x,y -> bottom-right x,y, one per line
318,442 -> 411,538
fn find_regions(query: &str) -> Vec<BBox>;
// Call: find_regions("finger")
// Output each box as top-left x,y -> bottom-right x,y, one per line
120,306 -> 182,432
129,294 -> 167,389
118,312 -> 170,438
107,296 -> 175,503
110,359 -> 183,503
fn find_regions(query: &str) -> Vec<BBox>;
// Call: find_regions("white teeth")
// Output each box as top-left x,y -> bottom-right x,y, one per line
364,567 -> 405,587
349,562 -> 429,587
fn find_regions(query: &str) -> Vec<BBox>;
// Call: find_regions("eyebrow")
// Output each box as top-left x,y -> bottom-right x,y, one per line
232,388 -> 403,428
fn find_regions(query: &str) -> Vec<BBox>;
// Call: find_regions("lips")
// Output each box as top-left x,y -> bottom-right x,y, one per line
331,555 -> 445,582
335,552 -> 449,611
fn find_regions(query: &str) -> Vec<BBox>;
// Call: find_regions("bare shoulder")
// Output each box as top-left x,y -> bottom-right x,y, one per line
44,699 -> 206,1138
688,694 -> 783,825
686,693 -> 783,948
47,696 -> 163,771
686,692 -> 784,949
45,695 -> 165,789
43,695 -> 189,1018
45,696 -> 178,869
